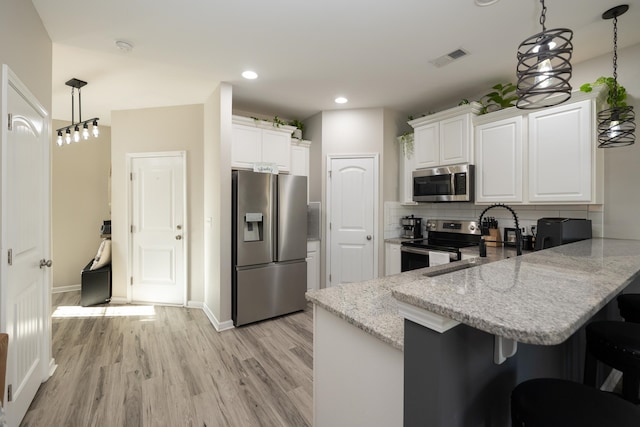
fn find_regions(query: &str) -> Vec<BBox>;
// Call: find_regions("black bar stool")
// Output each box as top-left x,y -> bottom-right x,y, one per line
511,378 -> 640,426
584,320 -> 640,403
618,294 -> 640,323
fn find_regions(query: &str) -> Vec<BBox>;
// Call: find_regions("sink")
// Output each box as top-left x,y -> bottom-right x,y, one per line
423,263 -> 477,278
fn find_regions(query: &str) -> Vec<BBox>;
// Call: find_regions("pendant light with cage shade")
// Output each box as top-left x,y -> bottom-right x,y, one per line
597,5 -> 635,148
516,0 -> 573,109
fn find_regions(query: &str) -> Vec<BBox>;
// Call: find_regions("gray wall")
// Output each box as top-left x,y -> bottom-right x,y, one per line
571,43 -> 640,240
111,105 -> 205,303
315,108 -> 404,285
51,120 -> 111,288
0,0 -> 51,111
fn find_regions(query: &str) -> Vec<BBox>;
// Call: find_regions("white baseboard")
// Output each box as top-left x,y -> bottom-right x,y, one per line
48,358 -> 57,378
51,284 -> 81,293
110,296 -> 128,304
203,302 -> 234,331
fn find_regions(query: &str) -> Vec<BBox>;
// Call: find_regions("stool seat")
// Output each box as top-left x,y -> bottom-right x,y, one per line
585,320 -> 640,403
511,378 -> 640,427
618,294 -> 640,323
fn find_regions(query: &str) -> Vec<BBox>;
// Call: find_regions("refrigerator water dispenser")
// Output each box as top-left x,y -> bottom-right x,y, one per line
244,212 -> 263,242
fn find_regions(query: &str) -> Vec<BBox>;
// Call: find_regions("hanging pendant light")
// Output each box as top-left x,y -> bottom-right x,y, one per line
516,0 -> 573,109
597,4 -> 635,148
55,78 -> 100,146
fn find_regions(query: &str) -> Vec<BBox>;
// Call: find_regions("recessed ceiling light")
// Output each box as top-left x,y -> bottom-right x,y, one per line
115,40 -> 134,53
474,0 -> 500,6
335,97 -> 348,104
242,70 -> 258,80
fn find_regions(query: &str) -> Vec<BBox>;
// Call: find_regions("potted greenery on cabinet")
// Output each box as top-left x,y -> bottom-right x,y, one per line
289,119 -> 304,139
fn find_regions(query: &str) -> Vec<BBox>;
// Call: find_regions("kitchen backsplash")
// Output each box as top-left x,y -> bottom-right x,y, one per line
384,202 -> 604,239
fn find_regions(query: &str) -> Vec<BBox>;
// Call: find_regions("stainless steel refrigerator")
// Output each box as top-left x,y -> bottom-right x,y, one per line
232,170 -> 308,326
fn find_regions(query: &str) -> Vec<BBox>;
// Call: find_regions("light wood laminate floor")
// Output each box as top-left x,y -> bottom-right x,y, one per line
21,291 -> 313,427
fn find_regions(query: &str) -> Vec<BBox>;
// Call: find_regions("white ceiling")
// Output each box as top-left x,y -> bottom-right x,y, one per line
32,0 -> 640,125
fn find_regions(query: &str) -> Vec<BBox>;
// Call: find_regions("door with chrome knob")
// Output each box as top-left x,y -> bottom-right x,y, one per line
39,259 -> 53,269
129,154 -> 186,305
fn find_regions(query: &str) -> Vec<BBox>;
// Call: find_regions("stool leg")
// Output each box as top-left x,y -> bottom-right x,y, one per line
584,349 -> 598,387
622,372 -> 640,403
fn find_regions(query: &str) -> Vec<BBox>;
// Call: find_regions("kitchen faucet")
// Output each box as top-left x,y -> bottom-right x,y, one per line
477,203 -> 522,257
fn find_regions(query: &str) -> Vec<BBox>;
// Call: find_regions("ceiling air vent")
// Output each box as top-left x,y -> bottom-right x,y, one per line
429,48 -> 470,68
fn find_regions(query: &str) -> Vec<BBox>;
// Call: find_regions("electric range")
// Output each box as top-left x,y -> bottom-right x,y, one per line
400,219 -> 481,272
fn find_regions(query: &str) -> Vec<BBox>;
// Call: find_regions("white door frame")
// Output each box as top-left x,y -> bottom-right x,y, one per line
325,153 -> 379,287
126,151 -> 188,305
0,64 -> 54,422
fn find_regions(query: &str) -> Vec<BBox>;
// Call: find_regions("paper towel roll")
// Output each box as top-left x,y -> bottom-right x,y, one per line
429,251 -> 451,267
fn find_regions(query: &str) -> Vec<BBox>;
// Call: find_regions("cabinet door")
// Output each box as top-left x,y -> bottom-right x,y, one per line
414,123 -> 439,169
307,240 -> 320,291
290,143 -> 309,177
528,100 -> 592,202
440,114 -> 469,165
475,116 -> 523,203
398,139 -> 417,204
385,243 -> 402,276
232,124 -> 262,169
262,129 -> 291,172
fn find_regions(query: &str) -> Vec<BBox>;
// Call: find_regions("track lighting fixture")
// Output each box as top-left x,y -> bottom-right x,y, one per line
55,78 -> 100,147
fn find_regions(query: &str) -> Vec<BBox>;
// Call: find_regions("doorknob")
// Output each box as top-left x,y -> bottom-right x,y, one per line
39,259 -> 53,268
176,235 -> 182,240
366,235 -> 372,241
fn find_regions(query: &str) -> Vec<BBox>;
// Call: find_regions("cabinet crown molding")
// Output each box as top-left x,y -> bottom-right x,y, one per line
408,102 -> 482,128
473,87 -> 606,126
232,115 -> 296,134
291,139 -> 312,147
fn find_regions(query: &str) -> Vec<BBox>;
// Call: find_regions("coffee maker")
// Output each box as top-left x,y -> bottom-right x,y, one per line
400,215 -> 422,239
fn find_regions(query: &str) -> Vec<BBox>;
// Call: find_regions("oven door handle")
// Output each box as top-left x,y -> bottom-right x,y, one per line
400,246 -> 431,256
401,246 -> 461,261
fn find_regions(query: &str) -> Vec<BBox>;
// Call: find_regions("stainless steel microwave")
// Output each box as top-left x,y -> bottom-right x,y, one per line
412,164 -> 474,202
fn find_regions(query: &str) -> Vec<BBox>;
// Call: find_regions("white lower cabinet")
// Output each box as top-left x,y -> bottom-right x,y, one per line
313,305 -> 403,427
385,242 -> 402,276
307,240 -> 320,291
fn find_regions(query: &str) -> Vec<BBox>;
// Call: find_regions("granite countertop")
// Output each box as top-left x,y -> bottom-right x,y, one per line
306,248 -> 501,351
393,238 -> 640,345
306,238 -> 640,350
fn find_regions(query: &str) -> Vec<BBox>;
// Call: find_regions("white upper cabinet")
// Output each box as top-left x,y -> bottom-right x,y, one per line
232,115 -> 294,172
231,124 -> 262,168
410,103 -> 481,168
440,113 -> 471,165
290,139 -> 311,177
475,115 -> 524,203
473,88 -> 604,205
528,99 -> 594,203
414,123 -> 439,168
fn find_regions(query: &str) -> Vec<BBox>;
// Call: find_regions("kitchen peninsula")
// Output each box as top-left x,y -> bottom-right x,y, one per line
306,238 -> 640,427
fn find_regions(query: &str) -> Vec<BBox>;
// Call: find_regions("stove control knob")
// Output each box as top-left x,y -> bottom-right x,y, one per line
469,225 -> 476,231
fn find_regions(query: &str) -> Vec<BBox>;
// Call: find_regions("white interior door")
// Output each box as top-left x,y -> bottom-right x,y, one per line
328,156 -> 377,286
1,65 -> 51,426
129,153 -> 186,305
